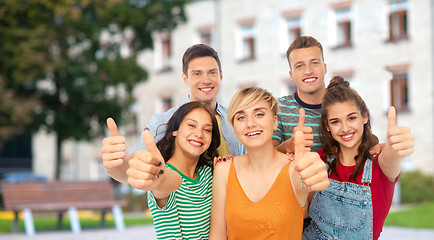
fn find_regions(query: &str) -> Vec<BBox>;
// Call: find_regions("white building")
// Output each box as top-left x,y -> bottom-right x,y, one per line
33,0 -> 433,180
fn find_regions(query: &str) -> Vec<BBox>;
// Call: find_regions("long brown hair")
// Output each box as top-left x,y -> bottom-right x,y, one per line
319,76 -> 378,180
156,101 -> 220,169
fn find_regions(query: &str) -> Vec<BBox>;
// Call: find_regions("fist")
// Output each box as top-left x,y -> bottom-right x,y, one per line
127,129 -> 165,190
101,118 -> 126,169
387,106 -> 414,158
293,131 -> 329,192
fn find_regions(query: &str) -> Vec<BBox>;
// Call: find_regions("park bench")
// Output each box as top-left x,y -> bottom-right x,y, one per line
1,180 -> 128,236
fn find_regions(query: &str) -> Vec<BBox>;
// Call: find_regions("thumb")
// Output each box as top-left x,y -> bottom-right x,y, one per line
143,129 -> 164,161
297,108 -> 306,128
107,118 -> 119,137
293,130 -> 305,162
388,106 -> 397,128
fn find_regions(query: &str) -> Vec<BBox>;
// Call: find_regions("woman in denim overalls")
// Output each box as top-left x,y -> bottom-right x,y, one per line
303,76 -> 414,240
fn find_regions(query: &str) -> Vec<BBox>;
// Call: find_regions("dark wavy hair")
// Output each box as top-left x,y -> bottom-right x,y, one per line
319,76 -> 379,180
156,101 -> 220,169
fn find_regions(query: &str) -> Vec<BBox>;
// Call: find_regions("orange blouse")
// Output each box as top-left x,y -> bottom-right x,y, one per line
225,161 -> 305,240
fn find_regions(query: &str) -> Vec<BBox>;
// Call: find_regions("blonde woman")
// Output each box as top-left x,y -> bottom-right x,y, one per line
209,87 -> 329,240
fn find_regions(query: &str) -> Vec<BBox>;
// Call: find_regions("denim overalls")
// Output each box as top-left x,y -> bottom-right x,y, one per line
303,157 -> 373,240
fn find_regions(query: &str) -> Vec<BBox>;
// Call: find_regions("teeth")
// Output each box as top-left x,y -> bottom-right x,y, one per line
247,131 -> 261,136
201,87 -> 212,92
304,78 -> 316,83
342,134 -> 353,140
189,140 -> 202,146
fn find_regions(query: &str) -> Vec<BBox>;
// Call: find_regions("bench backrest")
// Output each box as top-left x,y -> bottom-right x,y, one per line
1,180 -> 117,211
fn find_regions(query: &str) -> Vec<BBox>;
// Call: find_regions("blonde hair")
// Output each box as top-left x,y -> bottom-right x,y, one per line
228,87 -> 280,126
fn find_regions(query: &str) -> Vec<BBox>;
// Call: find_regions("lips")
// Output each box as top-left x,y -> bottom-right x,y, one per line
199,86 -> 214,93
303,77 -> 317,83
188,139 -> 204,147
340,133 -> 354,141
245,130 -> 263,137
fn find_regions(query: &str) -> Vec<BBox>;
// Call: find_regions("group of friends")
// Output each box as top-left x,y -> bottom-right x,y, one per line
101,36 -> 414,240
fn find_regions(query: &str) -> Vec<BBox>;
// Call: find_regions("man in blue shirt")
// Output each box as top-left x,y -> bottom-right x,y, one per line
101,44 -> 246,183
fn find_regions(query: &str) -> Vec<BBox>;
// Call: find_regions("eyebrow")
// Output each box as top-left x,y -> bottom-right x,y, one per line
235,107 -> 267,115
190,68 -> 218,73
328,112 -> 358,121
185,118 -> 213,127
294,58 -> 321,65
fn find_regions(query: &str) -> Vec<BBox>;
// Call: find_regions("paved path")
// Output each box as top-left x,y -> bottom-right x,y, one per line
2,225 -> 434,240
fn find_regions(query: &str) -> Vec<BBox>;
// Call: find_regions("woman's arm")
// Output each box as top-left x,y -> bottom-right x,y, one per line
290,131 -> 329,207
378,107 -> 414,182
209,158 -> 232,240
127,130 -> 182,201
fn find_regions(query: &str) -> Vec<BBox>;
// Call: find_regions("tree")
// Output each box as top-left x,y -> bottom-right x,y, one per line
0,0 -> 190,179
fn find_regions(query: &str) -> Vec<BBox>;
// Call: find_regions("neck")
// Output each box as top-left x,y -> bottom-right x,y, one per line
189,96 -> 218,115
168,151 -> 199,179
297,89 -> 325,105
245,142 -> 278,171
338,145 -> 359,166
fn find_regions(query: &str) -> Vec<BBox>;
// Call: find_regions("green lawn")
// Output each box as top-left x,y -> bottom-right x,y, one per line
0,214 -> 153,233
384,201 -> 434,229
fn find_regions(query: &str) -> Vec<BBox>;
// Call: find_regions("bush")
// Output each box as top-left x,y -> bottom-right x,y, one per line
400,170 -> 434,203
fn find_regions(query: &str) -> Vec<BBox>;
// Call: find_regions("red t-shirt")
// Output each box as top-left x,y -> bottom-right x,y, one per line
318,149 -> 399,240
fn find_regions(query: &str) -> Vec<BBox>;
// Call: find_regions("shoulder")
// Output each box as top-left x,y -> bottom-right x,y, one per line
278,94 -> 295,104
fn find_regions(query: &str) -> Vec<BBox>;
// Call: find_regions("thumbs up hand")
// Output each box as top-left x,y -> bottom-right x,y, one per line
293,108 -> 314,152
101,118 -> 127,169
387,106 -> 414,158
292,131 -> 329,192
127,129 -> 166,191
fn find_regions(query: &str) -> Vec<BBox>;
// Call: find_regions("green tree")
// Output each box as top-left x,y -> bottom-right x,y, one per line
0,0 -> 189,179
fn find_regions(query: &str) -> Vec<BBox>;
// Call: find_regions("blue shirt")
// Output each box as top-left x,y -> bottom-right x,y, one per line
131,98 -> 246,156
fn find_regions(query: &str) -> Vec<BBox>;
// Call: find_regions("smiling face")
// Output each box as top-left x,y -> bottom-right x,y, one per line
232,100 -> 277,149
173,108 -> 213,159
326,101 -> 368,151
289,46 -> 327,102
183,56 -> 222,108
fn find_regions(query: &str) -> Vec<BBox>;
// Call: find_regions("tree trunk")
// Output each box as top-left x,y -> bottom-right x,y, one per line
55,135 -> 62,180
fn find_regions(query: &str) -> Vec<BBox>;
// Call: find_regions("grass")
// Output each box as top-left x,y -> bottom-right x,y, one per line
0,211 -> 153,233
384,201 -> 434,229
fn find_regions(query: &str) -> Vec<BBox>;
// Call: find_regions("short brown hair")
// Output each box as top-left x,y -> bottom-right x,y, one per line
182,44 -> 222,75
286,36 -> 324,68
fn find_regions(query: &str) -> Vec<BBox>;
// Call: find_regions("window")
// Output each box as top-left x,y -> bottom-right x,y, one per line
333,70 -> 356,91
390,71 -> 409,112
161,37 -> 172,71
335,7 -> 352,47
197,25 -> 213,46
388,0 -> 408,41
280,77 -> 297,97
239,23 -> 256,61
286,17 -> 302,44
200,31 -> 212,46
155,32 -> 172,72
162,97 -> 173,112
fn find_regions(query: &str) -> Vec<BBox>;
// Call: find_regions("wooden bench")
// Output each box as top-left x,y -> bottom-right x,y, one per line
1,180 -> 128,236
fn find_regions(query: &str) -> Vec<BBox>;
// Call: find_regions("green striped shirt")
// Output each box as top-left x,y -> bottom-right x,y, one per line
273,92 -> 323,152
147,164 -> 213,239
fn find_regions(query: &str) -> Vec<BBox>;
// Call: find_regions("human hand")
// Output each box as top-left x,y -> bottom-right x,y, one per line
101,118 -> 127,169
293,131 -> 329,192
213,155 -> 234,168
369,143 -> 385,156
127,129 -> 165,190
387,106 -> 414,158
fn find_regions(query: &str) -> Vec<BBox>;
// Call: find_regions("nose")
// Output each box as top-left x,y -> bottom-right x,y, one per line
342,121 -> 350,132
246,116 -> 256,128
195,128 -> 204,138
304,64 -> 313,75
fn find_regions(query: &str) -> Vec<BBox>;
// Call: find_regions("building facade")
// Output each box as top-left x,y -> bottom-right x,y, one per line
33,0 -> 433,180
